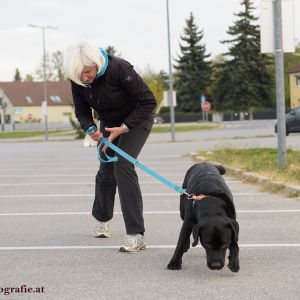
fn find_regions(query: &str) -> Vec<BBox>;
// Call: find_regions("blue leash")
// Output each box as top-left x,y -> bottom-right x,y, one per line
86,126 -> 191,198
98,137 -> 189,197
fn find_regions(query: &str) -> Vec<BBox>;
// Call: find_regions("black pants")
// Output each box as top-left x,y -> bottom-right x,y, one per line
92,117 -> 153,234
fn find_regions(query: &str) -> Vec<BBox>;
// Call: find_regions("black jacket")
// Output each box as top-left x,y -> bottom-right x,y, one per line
70,56 -> 157,131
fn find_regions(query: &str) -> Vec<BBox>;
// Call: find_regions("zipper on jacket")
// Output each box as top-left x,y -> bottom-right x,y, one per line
88,85 -> 92,99
87,84 -> 102,107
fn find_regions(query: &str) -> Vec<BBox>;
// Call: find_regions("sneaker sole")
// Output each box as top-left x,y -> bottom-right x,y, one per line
95,233 -> 111,238
119,245 -> 146,253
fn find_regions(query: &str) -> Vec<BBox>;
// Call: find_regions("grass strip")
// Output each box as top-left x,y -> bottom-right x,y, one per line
197,148 -> 300,196
152,123 -> 219,133
0,130 -> 69,139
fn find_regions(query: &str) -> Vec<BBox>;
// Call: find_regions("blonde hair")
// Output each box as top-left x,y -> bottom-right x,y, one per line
64,41 -> 104,86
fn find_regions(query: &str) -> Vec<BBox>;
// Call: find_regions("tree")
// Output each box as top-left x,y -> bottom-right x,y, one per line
105,46 -> 121,57
35,52 -> 54,81
52,51 -> 65,81
142,67 -> 166,109
206,54 -> 225,111
214,0 -> 274,112
174,13 -> 211,112
158,70 -> 169,90
14,68 -> 22,81
23,74 -> 33,82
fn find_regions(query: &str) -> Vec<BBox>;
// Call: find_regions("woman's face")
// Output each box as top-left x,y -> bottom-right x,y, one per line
81,65 -> 98,84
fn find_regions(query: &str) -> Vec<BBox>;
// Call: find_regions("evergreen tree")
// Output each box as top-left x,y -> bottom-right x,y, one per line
105,46 -> 121,57
14,68 -> 22,81
214,0 -> 273,112
174,13 -> 211,112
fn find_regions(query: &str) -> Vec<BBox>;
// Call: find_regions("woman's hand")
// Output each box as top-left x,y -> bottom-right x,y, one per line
102,127 -> 125,151
90,130 -> 103,142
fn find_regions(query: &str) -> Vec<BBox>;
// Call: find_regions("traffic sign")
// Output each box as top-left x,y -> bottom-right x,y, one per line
200,95 -> 206,103
201,101 -> 211,111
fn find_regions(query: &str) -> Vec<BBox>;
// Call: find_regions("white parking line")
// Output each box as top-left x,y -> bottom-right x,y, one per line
0,167 -> 185,171
0,162 -> 185,166
0,180 -> 241,186
0,244 -> 299,251
0,209 -> 300,216
0,155 -> 182,163
0,192 -> 268,198
0,174 -> 184,178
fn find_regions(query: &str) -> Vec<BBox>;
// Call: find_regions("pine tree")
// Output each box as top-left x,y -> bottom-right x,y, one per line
105,46 -> 121,57
14,68 -> 22,81
174,13 -> 211,112
214,0 -> 273,112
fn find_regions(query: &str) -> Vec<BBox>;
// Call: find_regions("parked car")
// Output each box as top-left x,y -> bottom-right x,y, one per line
275,106 -> 300,135
154,116 -> 164,124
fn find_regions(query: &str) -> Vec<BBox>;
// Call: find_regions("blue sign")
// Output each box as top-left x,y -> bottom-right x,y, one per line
200,95 -> 206,103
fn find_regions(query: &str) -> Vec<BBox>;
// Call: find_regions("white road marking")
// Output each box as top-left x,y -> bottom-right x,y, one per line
0,244 -> 299,251
0,162 -> 184,166
0,180 -> 241,186
0,192 -> 268,198
1,210 -> 300,216
0,173 -> 184,178
0,167 -> 185,171
0,155 -> 182,163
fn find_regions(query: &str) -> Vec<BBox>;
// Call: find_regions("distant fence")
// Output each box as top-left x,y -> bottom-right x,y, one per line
159,110 -> 277,123
0,122 -> 73,132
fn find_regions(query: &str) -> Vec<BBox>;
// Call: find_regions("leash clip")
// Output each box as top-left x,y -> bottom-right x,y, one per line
181,190 -> 194,199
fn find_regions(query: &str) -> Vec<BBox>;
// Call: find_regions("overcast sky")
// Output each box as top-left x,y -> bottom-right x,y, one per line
0,0 -> 299,81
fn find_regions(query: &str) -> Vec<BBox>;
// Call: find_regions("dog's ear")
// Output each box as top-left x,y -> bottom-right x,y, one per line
191,222 -> 205,247
213,164 -> 225,175
226,219 -> 239,243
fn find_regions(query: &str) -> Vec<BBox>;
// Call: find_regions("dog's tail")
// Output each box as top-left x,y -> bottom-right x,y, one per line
214,164 -> 226,175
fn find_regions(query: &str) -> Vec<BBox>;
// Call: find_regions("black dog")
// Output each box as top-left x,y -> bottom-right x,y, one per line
167,163 -> 240,272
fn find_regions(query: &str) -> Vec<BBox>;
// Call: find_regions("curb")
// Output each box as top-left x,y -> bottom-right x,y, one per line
189,152 -> 300,198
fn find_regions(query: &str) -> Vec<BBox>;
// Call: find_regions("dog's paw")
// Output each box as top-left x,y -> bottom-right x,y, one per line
228,261 -> 240,273
167,260 -> 182,270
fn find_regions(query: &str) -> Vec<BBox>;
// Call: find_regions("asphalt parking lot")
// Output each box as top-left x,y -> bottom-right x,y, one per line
0,138 -> 300,299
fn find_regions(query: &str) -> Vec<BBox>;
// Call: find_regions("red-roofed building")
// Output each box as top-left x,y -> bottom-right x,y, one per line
0,81 -> 75,126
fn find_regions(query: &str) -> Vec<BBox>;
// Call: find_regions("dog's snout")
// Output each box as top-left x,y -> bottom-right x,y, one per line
208,261 -> 224,270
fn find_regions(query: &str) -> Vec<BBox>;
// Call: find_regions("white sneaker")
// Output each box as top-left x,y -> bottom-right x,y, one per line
119,234 -> 146,252
94,222 -> 111,238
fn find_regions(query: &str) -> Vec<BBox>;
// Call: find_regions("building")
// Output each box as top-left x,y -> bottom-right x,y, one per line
0,81 -> 75,127
289,65 -> 300,108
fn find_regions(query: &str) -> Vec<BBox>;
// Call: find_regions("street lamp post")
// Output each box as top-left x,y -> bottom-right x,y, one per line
166,0 -> 176,142
273,1 -> 286,168
28,24 -> 57,141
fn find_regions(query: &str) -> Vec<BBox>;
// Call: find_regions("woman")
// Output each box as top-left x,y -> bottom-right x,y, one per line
64,41 -> 156,252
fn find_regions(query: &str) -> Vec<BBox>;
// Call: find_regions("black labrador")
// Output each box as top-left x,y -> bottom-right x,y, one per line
167,163 -> 240,272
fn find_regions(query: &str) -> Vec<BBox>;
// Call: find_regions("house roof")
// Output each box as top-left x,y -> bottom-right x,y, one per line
289,65 -> 300,74
0,81 -> 74,107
